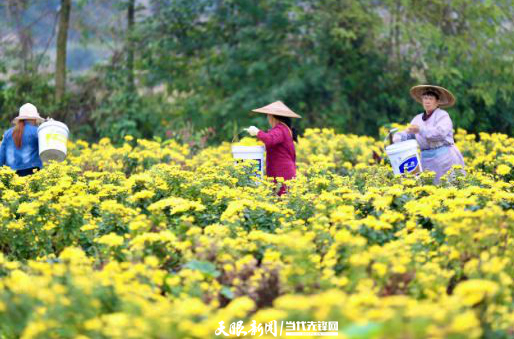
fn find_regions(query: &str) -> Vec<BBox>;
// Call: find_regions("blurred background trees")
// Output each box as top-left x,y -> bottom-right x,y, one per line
0,0 -> 512,143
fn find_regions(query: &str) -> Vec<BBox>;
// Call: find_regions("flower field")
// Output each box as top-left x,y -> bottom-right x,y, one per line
0,128 -> 514,339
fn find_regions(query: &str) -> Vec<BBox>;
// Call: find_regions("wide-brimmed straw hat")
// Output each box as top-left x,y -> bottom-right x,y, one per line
410,85 -> 456,108
12,103 -> 45,123
251,101 -> 302,118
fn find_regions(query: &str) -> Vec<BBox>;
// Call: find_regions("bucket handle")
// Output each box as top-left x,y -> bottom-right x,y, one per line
384,128 -> 398,146
232,129 -> 248,143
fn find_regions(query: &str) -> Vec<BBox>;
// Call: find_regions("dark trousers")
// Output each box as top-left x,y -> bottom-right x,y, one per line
16,167 -> 40,177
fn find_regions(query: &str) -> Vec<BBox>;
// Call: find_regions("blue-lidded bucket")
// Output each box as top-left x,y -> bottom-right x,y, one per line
231,145 -> 265,178
385,139 -> 422,175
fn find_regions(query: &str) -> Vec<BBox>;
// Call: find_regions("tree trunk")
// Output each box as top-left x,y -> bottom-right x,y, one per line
55,0 -> 71,102
393,0 -> 401,64
127,0 -> 136,92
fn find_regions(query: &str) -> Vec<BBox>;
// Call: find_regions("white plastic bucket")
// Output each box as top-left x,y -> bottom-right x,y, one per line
38,119 -> 69,163
385,139 -> 422,175
231,145 -> 265,178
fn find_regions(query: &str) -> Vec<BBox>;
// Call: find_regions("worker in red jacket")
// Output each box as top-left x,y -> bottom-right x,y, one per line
246,101 -> 301,195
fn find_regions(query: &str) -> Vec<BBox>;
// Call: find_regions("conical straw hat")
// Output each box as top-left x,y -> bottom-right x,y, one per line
251,101 -> 302,118
410,85 -> 456,108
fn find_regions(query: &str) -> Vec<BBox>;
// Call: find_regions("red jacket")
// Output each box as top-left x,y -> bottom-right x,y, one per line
257,123 -> 296,182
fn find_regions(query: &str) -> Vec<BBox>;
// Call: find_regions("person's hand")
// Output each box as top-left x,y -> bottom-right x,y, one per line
406,124 -> 420,134
392,133 -> 402,143
246,126 -> 260,136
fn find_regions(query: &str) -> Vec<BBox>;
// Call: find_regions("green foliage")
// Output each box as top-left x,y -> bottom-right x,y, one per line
0,0 -> 512,141
385,0 -> 514,136
0,73 -> 57,131
184,260 -> 221,279
138,0 -> 396,137
137,0 -> 513,140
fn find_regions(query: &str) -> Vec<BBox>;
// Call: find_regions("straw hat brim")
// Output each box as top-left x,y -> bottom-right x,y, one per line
251,101 -> 302,118
13,116 -> 45,123
410,85 -> 456,108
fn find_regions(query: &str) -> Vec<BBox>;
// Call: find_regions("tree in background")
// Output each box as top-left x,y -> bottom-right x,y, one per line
55,0 -> 72,102
0,0 -> 512,143
0,1 -> 61,128
137,0 -> 416,138
378,0 -> 514,136
5,0 -> 34,74
126,0 -> 135,92
137,0 -> 513,140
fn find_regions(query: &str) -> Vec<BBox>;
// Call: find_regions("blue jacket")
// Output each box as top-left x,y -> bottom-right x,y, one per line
0,123 -> 43,170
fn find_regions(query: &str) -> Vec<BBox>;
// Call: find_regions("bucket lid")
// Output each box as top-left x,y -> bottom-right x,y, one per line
231,145 -> 265,153
38,119 -> 70,134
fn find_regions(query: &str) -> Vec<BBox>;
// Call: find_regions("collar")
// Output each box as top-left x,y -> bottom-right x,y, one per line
422,108 -> 438,121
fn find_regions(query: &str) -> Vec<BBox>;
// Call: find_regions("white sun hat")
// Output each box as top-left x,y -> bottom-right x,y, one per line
12,103 -> 46,124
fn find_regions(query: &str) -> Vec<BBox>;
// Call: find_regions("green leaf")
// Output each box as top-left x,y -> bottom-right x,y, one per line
220,286 -> 234,299
342,322 -> 382,339
184,260 -> 221,278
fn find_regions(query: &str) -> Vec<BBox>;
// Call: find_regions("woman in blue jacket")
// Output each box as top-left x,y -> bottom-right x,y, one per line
0,103 -> 44,176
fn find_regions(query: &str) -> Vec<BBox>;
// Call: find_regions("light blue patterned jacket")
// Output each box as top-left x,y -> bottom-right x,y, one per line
0,123 -> 43,170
